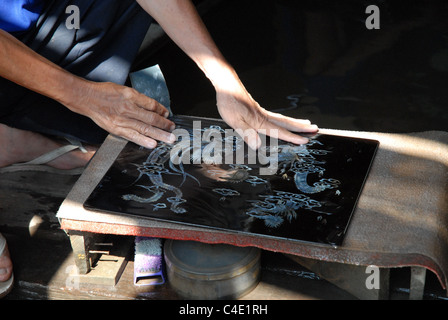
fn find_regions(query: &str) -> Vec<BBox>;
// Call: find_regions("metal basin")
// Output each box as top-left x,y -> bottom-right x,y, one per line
164,240 -> 261,299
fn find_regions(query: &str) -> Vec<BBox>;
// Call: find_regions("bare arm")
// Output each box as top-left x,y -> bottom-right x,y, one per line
0,29 -> 80,105
0,29 -> 174,148
137,0 -> 318,149
137,0 -> 235,90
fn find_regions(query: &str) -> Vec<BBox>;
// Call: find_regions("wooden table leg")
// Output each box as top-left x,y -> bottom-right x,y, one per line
410,267 -> 426,300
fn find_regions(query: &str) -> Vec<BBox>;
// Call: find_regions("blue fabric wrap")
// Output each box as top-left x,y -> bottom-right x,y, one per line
0,0 -> 45,32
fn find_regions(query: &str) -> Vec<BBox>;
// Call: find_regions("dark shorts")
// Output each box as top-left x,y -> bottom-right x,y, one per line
0,0 -> 152,144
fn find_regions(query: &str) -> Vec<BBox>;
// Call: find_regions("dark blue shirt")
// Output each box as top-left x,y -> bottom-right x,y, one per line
0,0 -> 45,33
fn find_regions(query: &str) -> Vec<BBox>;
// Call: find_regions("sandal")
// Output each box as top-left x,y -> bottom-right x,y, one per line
0,233 -> 14,299
0,138 -> 89,175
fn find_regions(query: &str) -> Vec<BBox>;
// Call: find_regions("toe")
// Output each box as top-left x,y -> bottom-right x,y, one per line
0,247 -> 13,282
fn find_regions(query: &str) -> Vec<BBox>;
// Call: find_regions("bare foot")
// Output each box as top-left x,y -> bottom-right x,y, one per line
0,243 -> 12,284
0,124 -> 96,170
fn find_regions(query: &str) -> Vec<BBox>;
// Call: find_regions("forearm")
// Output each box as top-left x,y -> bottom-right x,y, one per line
0,29 -> 86,110
136,0 -> 242,91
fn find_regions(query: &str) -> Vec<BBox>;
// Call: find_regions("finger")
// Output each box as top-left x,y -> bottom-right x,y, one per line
257,119 -> 310,145
133,91 -> 171,118
265,110 -> 318,133
115,126 -> 159,149
134,108 -> 175,132
118,118 -> 176,146
234,123 -> 262,151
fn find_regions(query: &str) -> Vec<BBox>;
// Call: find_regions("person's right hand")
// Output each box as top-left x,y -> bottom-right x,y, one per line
65,80 -> 176,149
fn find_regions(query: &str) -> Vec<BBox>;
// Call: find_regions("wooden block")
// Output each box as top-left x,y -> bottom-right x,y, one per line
69,235 -> 132,286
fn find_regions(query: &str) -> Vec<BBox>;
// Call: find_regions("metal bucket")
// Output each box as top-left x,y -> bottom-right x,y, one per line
164,240 -> 261,300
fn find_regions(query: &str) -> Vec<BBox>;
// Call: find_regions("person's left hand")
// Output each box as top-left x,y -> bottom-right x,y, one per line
215,85 -> 318,150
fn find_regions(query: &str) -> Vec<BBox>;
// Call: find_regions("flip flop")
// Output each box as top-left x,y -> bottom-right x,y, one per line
0,138 -> 89,175
0,233 -> 14,299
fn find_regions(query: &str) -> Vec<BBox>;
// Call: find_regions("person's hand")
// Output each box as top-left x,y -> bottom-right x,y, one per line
215,85 -> 318,150
65,80 -> 176,149
0,30 -> 175,149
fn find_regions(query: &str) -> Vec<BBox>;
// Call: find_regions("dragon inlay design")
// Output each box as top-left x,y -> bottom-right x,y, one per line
120,123 -> 341,229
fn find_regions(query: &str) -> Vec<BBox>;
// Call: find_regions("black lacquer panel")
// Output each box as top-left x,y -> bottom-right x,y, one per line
84,115 -> 379,246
